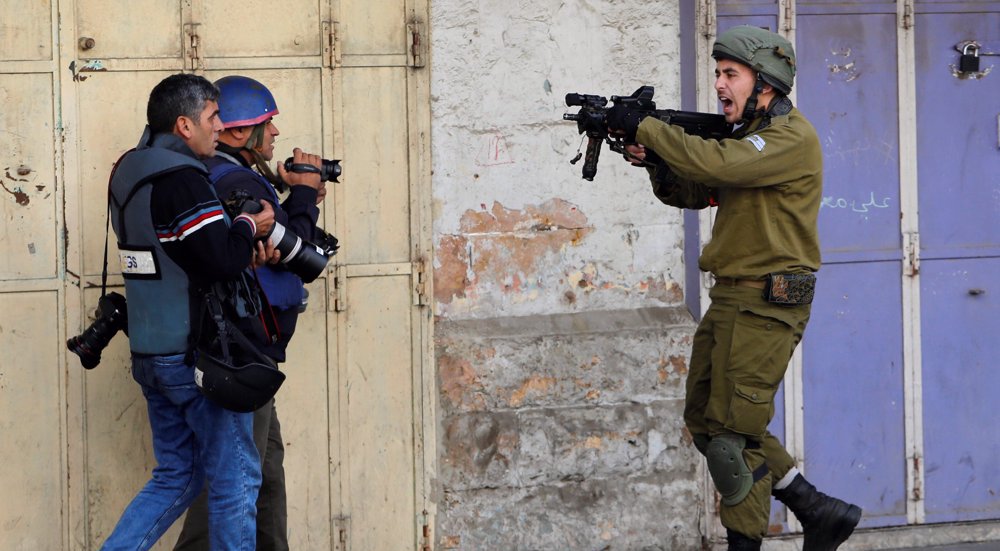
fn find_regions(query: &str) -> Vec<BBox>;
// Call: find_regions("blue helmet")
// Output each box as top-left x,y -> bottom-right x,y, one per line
214,75 -> 279,129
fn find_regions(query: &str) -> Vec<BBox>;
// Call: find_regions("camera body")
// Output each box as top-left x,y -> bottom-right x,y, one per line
223,190 -> 337,283
283,157 -> 341,183
67,291 -> 128,369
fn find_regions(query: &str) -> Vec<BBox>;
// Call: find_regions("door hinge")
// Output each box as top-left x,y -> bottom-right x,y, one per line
408,20 -> 426,68
331,264 -> 347,312
323,20 -> 341,68
184,23 -> 202,70
420,509 -> 433,551
782,1 -> 795,33
911,453 -> 923,501
902,0 -> 914,30
903,231 -> 920,277
333,516 -> 350,551
412,259 -> 429,306
700,0 -> 716,39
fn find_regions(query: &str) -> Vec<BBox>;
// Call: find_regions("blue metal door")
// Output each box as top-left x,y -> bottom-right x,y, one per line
795,2 -> 909,529
716,0 -> 911,532
914,3 -> 1000,524
712,0 -> 1000,534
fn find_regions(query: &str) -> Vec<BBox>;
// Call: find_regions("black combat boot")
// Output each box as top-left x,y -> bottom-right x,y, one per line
726,529 -> 762,551
773,474 -> 862,551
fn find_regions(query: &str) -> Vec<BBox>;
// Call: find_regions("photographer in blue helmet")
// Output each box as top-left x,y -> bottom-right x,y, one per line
173,75 -> 333,551
612,26 -> 862,551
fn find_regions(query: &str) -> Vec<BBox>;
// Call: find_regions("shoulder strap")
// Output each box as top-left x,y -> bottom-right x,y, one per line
209,161 -> 282,205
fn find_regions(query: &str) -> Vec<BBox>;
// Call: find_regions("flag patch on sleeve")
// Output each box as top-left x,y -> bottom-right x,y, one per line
746,134 -> 766,152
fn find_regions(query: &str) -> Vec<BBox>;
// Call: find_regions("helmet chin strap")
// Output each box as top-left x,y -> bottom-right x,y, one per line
738,74 -> 767,125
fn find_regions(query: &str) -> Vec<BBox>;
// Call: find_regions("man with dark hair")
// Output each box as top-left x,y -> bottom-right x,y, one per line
612,26 -> 861,551
100,73 -> 275,551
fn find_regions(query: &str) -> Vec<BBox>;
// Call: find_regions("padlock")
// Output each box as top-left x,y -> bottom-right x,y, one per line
960,43 -> 980,73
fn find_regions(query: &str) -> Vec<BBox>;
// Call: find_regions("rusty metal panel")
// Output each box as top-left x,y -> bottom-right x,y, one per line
0,73 -> 58,279
0,291 -> 63,550
341,66 -> 412,265
200,0 -> 323,58
75,0 -> 184,59
0,0 -> 52,61
343,274 -> 417,550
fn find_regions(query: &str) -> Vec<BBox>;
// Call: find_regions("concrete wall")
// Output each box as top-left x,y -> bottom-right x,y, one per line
430,1 -> 708,548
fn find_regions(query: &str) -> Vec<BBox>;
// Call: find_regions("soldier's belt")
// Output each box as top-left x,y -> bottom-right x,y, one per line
762,273 -> 816,306
713,277 -> 766,290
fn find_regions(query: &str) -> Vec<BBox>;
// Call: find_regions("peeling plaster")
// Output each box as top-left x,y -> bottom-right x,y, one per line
434,198 -> 594,307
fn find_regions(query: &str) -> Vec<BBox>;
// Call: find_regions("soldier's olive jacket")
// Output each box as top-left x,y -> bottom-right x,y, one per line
636,100 -> 822,279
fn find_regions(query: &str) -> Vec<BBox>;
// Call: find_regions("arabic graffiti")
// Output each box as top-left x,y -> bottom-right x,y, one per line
820,191 -> 892,213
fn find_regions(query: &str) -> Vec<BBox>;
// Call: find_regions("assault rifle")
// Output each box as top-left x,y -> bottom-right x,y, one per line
562,85 -> 730,181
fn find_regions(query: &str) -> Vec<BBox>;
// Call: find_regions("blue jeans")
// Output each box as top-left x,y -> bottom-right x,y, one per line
101,353 -> 261,551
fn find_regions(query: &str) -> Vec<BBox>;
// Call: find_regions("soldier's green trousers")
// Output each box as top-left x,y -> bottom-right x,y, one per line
685,283 -> 812,541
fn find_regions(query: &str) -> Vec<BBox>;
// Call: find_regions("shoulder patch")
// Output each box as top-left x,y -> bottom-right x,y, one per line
746,134 -> 766,152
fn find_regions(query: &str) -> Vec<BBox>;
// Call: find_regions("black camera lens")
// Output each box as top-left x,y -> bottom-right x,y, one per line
67,292 -> 128,369
312,227 -> 340,257
224,189 -> 336,283
283,157 -> 342,183
268,224 -> 330,284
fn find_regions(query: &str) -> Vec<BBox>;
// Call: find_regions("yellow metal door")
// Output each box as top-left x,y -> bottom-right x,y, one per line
331,0 -> 435,548
0,2 -> 69,551
43,0 -> 434,549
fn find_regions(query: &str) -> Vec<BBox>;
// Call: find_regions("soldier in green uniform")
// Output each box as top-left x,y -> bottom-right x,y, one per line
608,26 -> 862,551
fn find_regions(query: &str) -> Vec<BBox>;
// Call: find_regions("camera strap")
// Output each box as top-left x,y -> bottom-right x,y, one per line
193,283 -> 278,369
101,149 -> 136,300
249,267 -> 281,346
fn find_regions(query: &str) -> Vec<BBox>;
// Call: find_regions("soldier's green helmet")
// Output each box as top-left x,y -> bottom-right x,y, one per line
713,26 -> 796,95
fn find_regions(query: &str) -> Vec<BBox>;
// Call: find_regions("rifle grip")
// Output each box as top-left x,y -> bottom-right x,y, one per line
583,136 -> 601,181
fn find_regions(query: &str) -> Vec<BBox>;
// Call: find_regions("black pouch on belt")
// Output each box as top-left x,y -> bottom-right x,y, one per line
762,273 -> 816,305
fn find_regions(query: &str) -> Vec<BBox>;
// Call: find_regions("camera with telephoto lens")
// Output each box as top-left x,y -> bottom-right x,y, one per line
67,291 -> 128,369
224,190 -> 336,284
283,157 -> 341,183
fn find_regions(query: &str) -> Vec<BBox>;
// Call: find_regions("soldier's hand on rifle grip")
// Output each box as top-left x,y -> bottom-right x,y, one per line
606,104 -> 645,143
624,144 -> 647,166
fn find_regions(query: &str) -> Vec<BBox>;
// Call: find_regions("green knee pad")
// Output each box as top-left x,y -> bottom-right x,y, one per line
692,433 -> 710,456
706,434 -> 753,506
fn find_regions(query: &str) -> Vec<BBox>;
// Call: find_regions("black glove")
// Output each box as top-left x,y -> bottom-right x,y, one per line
606,104 -> 645,143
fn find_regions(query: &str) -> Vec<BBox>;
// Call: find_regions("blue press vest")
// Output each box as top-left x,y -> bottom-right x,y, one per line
109,128 -> 212,355
207,160 -> 304,310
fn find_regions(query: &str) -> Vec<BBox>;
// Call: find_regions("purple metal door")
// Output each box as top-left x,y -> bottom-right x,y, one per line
914,3 -> 1000,524
711,0 -> 1000,535
716,0 -> 913,534
795,2 -> 909,529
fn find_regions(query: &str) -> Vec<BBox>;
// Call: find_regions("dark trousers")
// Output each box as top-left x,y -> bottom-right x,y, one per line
174,398 -> 288,551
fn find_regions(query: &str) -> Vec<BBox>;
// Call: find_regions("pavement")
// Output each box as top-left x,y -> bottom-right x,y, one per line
888,544 -> 1000,551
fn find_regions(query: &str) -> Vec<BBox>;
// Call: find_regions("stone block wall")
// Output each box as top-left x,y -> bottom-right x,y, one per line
434,309 -> 706,550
